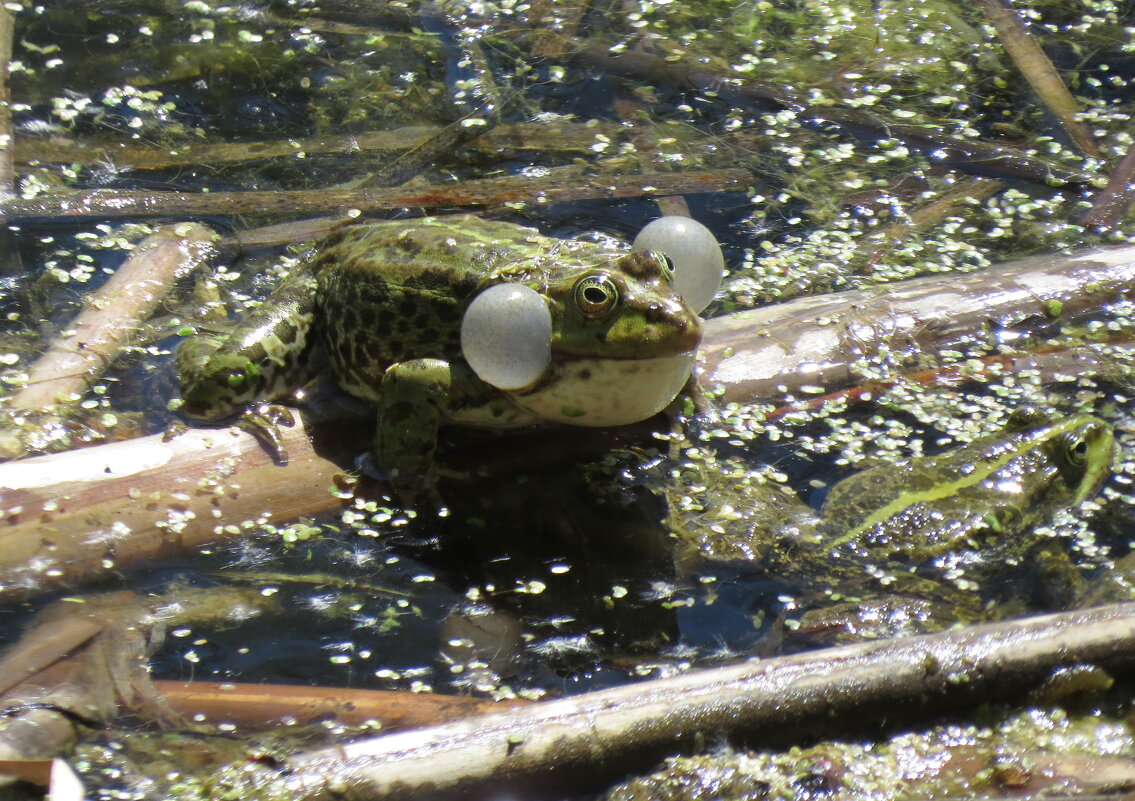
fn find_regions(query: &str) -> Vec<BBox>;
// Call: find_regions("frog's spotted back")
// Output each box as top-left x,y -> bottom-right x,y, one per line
176,215 -> 709,482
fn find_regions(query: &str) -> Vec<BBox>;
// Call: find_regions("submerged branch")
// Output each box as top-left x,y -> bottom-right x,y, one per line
577,47 -> 1090,187
7,223 -> 219,411
260,603 -> 1135,800
0,167 -> 751,222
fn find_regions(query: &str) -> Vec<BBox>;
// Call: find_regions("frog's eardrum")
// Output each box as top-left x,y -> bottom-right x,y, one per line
633,216 -> 724,314
461,283 -> 552,390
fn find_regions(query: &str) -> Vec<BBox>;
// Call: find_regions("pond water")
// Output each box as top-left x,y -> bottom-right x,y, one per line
3,0 -> 1135,798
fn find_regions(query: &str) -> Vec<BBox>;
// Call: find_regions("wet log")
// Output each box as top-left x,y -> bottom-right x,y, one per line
700,244 -> 1135,404
264,603 -> 1135,800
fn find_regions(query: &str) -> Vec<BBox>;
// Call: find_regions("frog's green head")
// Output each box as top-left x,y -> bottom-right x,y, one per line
546,251 -> 702,361
979,409 -> 1115,518
1028,412 -> 1115,506
461,251 -> 706,427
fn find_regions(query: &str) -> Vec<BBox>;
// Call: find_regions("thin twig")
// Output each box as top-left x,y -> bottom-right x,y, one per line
0,167 -> 751,221
977,0 -> 1102,159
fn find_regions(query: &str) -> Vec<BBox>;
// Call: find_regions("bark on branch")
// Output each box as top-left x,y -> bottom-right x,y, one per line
260,603 -> 1135,800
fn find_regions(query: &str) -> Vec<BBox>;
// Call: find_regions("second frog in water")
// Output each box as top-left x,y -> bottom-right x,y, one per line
684,408 -> 1115,635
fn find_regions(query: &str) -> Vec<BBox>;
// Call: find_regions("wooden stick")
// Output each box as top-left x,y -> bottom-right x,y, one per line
8,223 -> 218,411
267,603 -> 1135,800
0,8 -> 15,196
977,0 -> 1102,159
153,680 -> 524,731
0,167 -> 751,222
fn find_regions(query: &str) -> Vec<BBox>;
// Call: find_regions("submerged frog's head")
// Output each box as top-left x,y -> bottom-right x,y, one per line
822,408 -> 1115,561
460,220 -> 723,427
1003,409 -> 1115,509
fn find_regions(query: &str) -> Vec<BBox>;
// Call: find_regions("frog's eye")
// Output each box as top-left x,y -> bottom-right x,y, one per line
461,283 -> 552,390
1059,431 -> 1091,468
632,216 -> 724,314
574,274 -> 620,318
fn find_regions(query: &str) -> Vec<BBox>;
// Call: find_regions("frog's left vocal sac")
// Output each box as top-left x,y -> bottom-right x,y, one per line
176,215 -> 723,480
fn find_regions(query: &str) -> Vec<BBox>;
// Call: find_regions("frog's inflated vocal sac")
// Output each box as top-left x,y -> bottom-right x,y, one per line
176,216 -> 706,480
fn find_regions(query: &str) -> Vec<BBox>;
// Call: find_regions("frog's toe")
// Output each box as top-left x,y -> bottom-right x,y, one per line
162,419 -> 188,442
237,404 -> 296,464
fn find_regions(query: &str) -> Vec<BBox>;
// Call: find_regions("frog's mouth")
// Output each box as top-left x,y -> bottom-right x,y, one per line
508,351 -> 696,427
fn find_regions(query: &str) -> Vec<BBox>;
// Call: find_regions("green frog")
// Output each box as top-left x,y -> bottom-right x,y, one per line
176,216 -> 706,481
679,408 -> 1115,638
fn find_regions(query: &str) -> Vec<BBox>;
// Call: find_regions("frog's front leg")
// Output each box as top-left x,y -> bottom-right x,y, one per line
374,358 -> 455,484
176,271 -> 320,422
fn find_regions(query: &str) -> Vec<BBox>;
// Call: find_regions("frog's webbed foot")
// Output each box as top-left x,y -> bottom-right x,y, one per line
237,403 -> 296,464
663,374 -> 717,459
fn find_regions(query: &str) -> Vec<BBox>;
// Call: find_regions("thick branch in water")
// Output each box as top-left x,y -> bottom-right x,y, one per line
254,603 -> 1135,800
700,245 -> 1135,403
7,223 -> 219,411
0,167 -> 751,222
0,419 -> 347,600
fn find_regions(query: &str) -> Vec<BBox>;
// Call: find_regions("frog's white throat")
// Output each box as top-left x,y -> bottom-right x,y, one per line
508,352 -> 696,427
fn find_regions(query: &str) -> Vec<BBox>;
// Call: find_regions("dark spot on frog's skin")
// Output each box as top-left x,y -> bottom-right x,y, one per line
320,228 -> 353,251
578,368 -> 592,380
276,326 -> 298,346
393,235 -> 424,257
644,302 -> 666,323
616,252 -> 665,281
